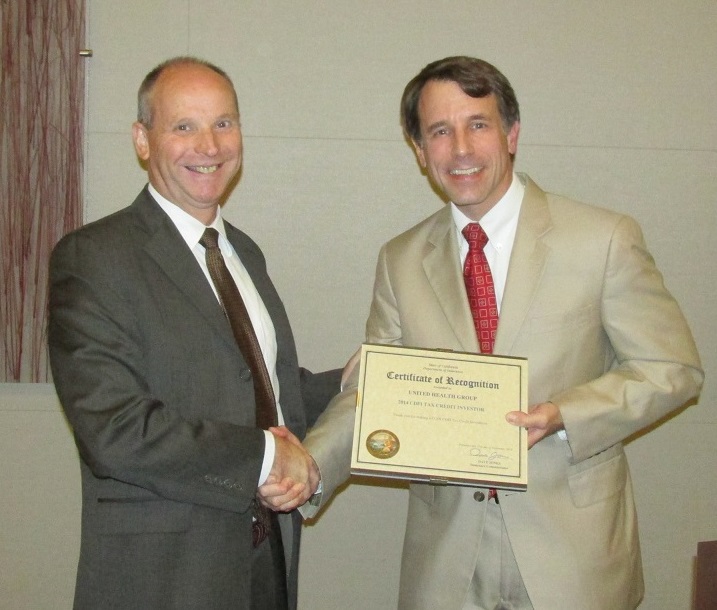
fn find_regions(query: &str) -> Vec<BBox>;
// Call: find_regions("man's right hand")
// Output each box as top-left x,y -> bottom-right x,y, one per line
256,426 -> 319,512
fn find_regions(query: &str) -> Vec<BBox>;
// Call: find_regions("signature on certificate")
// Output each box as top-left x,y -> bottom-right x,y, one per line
469,446 -> 508,465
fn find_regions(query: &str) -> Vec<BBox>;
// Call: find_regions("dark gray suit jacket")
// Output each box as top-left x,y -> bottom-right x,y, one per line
49,187 -> 339,609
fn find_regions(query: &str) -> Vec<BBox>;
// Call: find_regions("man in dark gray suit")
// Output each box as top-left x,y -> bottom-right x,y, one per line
49,56 -> 341,610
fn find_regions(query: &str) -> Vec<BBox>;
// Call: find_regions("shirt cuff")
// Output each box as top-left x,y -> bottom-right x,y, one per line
308,478 -> 323,507
258,429 -> 275,486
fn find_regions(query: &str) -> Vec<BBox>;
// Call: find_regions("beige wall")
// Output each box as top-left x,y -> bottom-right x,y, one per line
2,2 -> 715,608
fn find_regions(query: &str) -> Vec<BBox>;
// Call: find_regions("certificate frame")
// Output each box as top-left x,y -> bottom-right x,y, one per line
351,343 -> 528,490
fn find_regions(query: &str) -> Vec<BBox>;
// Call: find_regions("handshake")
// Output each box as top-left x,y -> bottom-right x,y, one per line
257,347 -> 360,513
256,426 -> 320,513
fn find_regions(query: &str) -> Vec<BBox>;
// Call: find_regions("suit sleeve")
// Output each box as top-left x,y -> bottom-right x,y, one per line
49,231 -> 266,514
300,245 -> 399,517
300,366 -> 359,519
366,244 -> 404,345
299,367 -> 342,428
552,216 -> 703,463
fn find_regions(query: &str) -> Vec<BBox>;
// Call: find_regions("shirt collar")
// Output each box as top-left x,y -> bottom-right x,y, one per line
450,172 -> 525,241
148,183 -> 230,253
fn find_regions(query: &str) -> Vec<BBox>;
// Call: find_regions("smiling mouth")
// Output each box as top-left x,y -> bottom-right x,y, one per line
188,165 -> 219,174
450,167 -> 481,176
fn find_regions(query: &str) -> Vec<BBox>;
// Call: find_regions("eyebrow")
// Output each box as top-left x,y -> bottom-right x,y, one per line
170,112 -> 239,125
425,113 -> 493,134
425,120 -> 448,133
215,113 -> 240,122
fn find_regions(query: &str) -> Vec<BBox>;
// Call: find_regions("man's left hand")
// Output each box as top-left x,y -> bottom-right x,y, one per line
506,402 -> 564,448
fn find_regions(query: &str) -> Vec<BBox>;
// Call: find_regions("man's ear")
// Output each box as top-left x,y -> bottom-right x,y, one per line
411,138 -> 426,168
507,121 -> 520,156
132,122 -> 150,161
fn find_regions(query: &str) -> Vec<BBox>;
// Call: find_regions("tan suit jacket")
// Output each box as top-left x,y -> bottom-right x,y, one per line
304,175 -> 703,609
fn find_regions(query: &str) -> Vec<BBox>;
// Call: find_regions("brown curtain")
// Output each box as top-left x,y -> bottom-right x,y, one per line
1,0 -> 85,382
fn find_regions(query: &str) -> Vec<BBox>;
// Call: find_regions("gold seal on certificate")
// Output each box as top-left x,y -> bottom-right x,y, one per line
366,429 -> 401,459
351,343 -> 528,490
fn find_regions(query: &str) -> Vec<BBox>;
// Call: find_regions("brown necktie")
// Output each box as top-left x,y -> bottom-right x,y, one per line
462,223 -> 500,502
462,223 -> 499,354
200,228 -> 277,429
199,227 -> 279,544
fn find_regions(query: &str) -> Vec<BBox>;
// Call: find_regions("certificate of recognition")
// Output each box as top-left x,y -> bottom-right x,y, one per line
351,343 -> 528,490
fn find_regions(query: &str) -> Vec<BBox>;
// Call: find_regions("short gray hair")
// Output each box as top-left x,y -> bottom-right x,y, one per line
136,56 -> 238,128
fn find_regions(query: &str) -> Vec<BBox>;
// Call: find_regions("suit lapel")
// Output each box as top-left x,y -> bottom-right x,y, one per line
225,223 -> 296,361
494,176 -> 553,355
422,207 -> 479,353
223,223 -> 290,356
224,227 -> 270,316
133,190 -> 239,353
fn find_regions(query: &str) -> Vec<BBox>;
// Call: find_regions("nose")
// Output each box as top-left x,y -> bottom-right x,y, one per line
195,128 -> 219,156
452,128 -> 473,156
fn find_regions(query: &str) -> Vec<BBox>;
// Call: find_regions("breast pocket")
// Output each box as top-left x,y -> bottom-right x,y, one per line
527,304 -> 597,336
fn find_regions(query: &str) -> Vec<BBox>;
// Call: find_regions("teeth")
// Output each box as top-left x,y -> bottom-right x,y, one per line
450,167 -> 480,176
190,165 -> 219,174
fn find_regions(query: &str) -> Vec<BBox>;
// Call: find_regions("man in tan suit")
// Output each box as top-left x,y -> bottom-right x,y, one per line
261,56 -> 704,609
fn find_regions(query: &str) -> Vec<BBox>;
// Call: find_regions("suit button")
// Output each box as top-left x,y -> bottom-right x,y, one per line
240,370 -> 252,381
474,491 -> 486,502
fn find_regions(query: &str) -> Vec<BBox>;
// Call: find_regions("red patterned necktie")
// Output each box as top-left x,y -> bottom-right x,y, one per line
462,223 -> 499,354
199,227 -> 278,546
462,223 -> 500,503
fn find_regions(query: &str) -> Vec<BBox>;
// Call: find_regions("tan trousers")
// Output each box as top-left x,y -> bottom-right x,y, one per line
462,499 -> 533,610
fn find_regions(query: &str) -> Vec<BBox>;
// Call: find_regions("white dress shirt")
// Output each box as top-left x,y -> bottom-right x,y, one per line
451,172 -> 525,312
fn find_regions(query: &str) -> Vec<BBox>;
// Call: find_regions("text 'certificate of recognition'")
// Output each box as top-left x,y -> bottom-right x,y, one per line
351,344 -> 528,490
